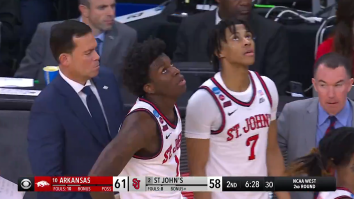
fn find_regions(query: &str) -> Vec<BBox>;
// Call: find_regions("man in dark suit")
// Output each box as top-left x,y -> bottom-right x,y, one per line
28,20 -> 124,199
15,0 -> 137,82
0,0 -> 21,77
173,0 -> 290,95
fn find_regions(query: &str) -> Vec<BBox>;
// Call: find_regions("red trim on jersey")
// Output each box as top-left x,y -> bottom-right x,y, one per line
333,196 -> 352,199
139,98 -> 177,129
254,72 -> 273,108
210,71 -> 256,107
175,104 -> 182,119
199,86 -> 226,134
337,187 -> 354,194
126,108 -> 164,160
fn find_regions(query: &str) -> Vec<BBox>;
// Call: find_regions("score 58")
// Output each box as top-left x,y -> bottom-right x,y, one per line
208,177 -> 223,192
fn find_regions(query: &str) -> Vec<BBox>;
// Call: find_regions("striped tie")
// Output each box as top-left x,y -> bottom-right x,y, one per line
314,116 -> 337,199
325,116 -> 336,134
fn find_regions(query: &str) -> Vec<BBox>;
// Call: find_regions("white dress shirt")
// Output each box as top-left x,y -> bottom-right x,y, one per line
59,71 -> 110,133
215,8 -> 221,25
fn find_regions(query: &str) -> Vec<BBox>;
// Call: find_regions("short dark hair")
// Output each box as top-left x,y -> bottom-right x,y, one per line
79,0 -> 90,7
314,52 -> 352,77
122,38 -> 166,96
50,20 -> 92,62
207,18 -> 253,72
286,127 -> 354,176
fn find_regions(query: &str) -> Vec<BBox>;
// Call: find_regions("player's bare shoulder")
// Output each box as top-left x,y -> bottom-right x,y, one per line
120,110 -> 157,139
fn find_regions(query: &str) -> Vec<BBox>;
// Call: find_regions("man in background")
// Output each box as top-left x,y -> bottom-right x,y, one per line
278,52 -> 354,199
15,0 -> 137,82
28,20 -> 124,199
173,0 -> 289,95
0,0 -> 21,77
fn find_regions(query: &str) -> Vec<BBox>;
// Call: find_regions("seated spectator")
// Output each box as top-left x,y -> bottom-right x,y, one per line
173,0 -> 290,95
316,0 -> 354,77
0,0 -> 21,77
278,53 -> 354,199
28,20 -> 124,199
19,0 -> 56,61
15,0 -> 137,82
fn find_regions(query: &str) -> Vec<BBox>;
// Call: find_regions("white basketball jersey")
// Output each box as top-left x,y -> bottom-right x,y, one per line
119,97 -> 183,199
317,188 -> 354,199
200,71 -> 272,199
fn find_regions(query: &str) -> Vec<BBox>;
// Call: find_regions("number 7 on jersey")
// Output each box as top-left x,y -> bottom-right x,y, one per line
246,134 -> 259,160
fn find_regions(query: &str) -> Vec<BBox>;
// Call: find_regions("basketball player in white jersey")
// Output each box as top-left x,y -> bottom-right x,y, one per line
184,19 -> 290,199
286,127 -> 354,199
89,38 -> 186,199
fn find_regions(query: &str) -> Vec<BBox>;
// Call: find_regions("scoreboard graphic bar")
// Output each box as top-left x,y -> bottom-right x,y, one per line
18,176 -> 336,192
221,177 -> 336,192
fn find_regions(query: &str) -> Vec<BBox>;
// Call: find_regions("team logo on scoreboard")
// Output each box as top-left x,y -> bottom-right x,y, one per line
36,180 -> 50,187
34,176 -> 52,192
18,177 -> 35,191
132,178 -> 141,189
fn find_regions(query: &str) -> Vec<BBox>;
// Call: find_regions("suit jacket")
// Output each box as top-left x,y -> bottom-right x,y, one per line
173,10 -> 290,95
15,19 -> 137,82
28,67 -> 124,199
277,97 -> 354,199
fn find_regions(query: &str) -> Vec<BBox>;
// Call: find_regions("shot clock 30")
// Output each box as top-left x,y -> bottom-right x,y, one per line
113,177 -> 128,192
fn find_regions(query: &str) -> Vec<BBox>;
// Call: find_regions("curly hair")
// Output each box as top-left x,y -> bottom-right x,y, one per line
122,38 -> 166,96
286,127 -> 354,177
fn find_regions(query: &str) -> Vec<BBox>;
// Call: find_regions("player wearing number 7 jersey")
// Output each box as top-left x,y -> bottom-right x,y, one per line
184,19 -> 290,199
89,38 -> 186,199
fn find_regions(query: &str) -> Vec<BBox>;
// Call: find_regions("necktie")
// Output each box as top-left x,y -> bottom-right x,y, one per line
325,116 -> 336,134
95,38 -> 102,56
82,86 -> 109,136
314,116 -> 337,199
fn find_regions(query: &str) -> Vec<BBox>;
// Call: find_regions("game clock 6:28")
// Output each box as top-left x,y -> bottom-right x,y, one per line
244,180 -> 260,190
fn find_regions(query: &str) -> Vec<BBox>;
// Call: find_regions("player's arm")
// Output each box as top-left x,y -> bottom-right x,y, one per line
185,90 -> 217,199
89,111 -> 158,199
264,77 -> 291,199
